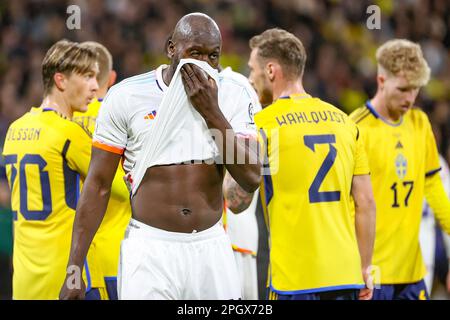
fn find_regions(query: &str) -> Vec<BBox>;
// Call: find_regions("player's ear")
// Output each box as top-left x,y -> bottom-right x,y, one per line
266,62 -> 276,82
108,70 -> 117,88
377,74 -> 385,90
53,72 -> 67,91
167,39 -> 175,59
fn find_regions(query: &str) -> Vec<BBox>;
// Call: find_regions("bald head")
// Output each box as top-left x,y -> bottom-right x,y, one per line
166,12 -> 222,73
172,13 -> 221,44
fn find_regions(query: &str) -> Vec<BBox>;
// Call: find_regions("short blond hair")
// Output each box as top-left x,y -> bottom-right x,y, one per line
376,39 -> 430,87
249,28 -> 307,79
42,40 -> 98,96
81,41 -> 113,87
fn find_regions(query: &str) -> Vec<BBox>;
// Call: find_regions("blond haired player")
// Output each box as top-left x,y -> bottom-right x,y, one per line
2,40 -> 128,299
350,39 -> 450,300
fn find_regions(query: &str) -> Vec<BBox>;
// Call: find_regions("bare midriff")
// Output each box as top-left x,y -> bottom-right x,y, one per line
131,163 -> 224,233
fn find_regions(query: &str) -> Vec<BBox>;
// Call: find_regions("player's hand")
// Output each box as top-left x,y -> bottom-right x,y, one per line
359,266 -> 374,300
59,274 -> 86,300
446,268 -> 450,293
180,63 -> 220,119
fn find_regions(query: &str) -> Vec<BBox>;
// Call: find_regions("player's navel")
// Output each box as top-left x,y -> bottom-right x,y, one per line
181,208 -> 192,216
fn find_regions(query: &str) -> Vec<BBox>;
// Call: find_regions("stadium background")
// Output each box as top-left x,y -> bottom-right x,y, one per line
0,0 -> 449,299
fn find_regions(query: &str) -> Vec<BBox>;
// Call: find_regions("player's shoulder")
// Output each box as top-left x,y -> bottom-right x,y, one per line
312,97 -> 344,112
7,112 -> 30,130
108,70 -> 157,96
406,106 -> 431,127
219,67 -> 255,95
349,105 -> 374,126
47,111 -> 93,140
220,67 -> 249,85
311,97 -> 353,122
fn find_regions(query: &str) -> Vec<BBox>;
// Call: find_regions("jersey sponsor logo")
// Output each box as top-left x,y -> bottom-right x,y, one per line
144,110 -> 157,120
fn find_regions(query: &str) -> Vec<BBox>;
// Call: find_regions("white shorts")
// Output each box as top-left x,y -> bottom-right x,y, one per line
118,218 -> 241,300
233,252 -> 258,300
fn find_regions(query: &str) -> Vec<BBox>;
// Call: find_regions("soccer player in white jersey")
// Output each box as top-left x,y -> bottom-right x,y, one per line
60,13 -> 261,300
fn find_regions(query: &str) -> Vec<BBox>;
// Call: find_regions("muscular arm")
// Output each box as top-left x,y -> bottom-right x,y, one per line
352,174 -> 376,270
181,64 -> 261,192
223,170 -> 254,214
351,174 -> 376,299
60,147 -> 121,299
424,172 -> 450,234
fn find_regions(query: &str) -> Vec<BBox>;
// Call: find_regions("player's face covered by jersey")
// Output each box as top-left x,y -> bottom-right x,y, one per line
381,73 -> 420,119
248,49 -> 272,107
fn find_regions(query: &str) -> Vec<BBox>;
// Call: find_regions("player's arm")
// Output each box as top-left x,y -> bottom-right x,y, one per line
423,114 -> 450,235
59,147 -> 121,300
351,174 -> 376,300
223,170 -> 254,214
424,171 -> 450,293
181,64 -> 261,192
424,172 -> 450,234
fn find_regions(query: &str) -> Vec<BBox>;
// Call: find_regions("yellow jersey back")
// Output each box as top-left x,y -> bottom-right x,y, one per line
255,94 -> 369,293
2,107 -> 102,299
350,102 -> 441,284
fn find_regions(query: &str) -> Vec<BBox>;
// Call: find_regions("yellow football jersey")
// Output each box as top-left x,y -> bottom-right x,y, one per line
2,107 -> 104,299
350,102 -> 441,284
74,99 -> 131,280
255,93 -> 369,294
73,98 -> 101,134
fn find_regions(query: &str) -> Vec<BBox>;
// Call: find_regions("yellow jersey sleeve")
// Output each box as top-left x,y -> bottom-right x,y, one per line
424,173 -> 450,234
63,123 -> 93,179
424,113 -> 441,175
354,127 -> 370,176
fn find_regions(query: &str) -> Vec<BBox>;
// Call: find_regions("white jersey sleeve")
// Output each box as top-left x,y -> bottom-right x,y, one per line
93,85 -> 128,155
219,67 -> 261,138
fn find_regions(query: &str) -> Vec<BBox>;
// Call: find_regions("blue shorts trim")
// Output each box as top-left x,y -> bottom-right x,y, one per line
104,277 -> 118,300
372,279 -> 429,300
85,288 -> 101,300
270,284 -> 365,295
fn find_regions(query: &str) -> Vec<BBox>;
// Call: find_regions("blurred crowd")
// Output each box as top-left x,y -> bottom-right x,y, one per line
0,0 -> 449,298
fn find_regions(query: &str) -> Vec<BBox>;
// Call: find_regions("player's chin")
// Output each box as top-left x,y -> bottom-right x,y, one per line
399,105 -> 411,114
77,105 -> 88,113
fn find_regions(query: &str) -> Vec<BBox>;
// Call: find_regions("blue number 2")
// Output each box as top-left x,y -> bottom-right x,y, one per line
304,134 -> 341,203
4,154 -> 52,220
